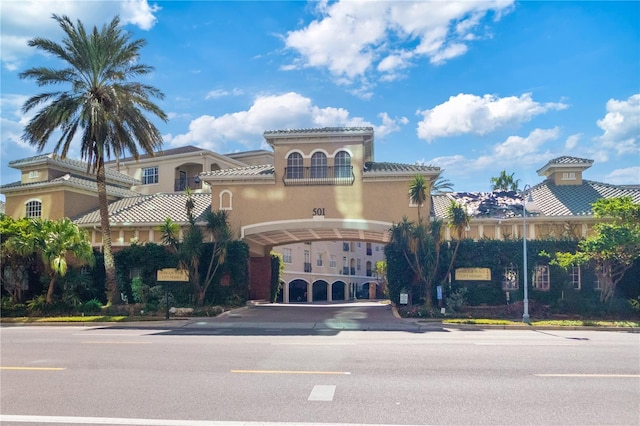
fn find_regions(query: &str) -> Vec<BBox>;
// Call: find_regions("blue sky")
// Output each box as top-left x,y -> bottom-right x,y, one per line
1,0 -> 639,197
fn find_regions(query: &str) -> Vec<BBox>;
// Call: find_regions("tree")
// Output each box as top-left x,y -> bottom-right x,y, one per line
409,174 -> 429,222
431,176 -> 454,194
490,170 -> 520,191
19,15 -> 168,305
389,216 -> 443,308
554,197 -> 640,302
5,218 -> 94,303
158,191 -> 232,306
443,200 -> 471,284
1,215 -> 34,303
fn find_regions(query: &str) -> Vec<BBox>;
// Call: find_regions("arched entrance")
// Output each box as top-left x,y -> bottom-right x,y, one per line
332,280 -> 346,301
312,280 -> 328,301
289,279 -> 309,303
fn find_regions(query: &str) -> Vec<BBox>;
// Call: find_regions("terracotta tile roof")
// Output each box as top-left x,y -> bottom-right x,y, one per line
432,181 -> 640,219
0,174 -> 140,198
8,153 -> 138,185
73,192 -> 212,225
364,161 -> 440,174
200,164 -> 276,178
264,127 -> 374,136
105,146 -> 206,164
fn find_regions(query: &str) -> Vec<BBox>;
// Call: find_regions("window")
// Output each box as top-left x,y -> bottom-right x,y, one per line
561,172 -> 576,180
28,170 -> 39,179
142,166 -> 158,185
330,255 -> 336,269
570,265 -> 581,290
343,242 -> 349,252
335,151 -> 351,178
219,190 -> 232,210
317,253 -> 323,267
311,152 -> 327,178
304,250 -> 311,272
25,200 -> 42,218
357,258 -> 361,271
342,256 -> 348,275
366,243 -> 372,256
533,264 -> 550,290
283,248 -> 292,264
286,153 -> 303,179
366,261 -> 372,277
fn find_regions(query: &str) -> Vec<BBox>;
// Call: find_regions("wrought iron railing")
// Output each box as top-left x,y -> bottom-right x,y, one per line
283,166 -> 354,186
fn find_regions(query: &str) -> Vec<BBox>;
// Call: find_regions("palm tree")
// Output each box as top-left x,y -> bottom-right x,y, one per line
443,200 -> 471,284
409,174 -> 429,223
19,15 -> 168,305
431,176 -> 454,194
490,170 -> 520,191
6,218 -> 94,303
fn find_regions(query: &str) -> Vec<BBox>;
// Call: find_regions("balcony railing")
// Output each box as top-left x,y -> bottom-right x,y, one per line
175,177 -> 203,192
283,166 -> 354,186
304,262 -> 312,273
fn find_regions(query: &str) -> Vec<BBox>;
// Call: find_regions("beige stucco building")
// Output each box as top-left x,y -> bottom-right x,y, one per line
2,127 -> 639,302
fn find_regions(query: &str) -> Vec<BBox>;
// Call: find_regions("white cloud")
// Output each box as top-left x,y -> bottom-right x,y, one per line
164,92 -> 406,152
426,127 -> 560,181
205,88 -> 245,100
604,167 -> 640,185
595,94 -> 640,155
416,93 -> 568,141
283,0 -> 514,85
1,0 -> 160,70
565,133 -> 581,150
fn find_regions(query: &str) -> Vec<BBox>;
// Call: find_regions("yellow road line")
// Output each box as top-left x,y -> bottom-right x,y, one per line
231,369 -> 351,375
535,374 -> 639,378
1,367 -> 66,371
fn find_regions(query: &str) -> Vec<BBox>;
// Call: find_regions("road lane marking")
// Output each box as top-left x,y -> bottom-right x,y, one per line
1,367 -> 66,371
475,343 -> 577,346
231,369 -> 351,375
308,385 -> 336,401
272,342 -> 355,346
81,341 -> 152,344
1,415 -> 410,425
535,374 -> 640,378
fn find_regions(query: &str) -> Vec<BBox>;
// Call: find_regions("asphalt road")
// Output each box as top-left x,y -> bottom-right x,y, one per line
1,303 -> 639,426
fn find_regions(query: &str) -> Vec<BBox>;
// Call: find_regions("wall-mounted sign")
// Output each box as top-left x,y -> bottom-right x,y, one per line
157,268 -> 189,282
455,267 -> 491,281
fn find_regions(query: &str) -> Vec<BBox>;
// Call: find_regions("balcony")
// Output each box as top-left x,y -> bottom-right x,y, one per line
174,177 -> 203,192
283,166 -> 354,186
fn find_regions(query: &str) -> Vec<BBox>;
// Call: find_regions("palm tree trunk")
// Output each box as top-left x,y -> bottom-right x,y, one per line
46,274 -> 57,304
96,158 -> 120,305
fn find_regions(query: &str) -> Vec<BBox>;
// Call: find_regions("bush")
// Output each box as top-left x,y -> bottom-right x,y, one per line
82,298 -> 102,314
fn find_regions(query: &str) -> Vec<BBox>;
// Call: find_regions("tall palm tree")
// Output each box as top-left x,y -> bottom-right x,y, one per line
490,170 -> 520,191
409,174 -> 429,223
431,176 -> 454,194
19,15 -> 168,305
443,200 -> 471,284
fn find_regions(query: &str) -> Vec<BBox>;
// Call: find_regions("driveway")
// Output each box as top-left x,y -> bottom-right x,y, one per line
169,301 -> 440,335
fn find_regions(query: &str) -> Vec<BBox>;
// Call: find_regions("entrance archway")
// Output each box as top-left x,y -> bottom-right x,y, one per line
289,279 -> 309,303
312,280 -> 328,301
332,280 -> 346,301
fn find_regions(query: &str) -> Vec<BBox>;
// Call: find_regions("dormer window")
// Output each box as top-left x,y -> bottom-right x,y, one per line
28,170 -> 39,179
561,172 -> 576,180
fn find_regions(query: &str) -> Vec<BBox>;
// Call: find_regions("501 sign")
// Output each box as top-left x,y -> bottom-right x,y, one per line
312,208 -> 325,216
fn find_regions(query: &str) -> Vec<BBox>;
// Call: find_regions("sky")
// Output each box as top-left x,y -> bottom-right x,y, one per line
1,0 -> 639,198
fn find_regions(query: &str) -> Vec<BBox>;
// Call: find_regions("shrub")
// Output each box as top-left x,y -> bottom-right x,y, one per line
82,299 -> 102,314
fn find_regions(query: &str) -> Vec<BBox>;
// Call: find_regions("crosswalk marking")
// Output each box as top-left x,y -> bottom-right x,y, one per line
308,385 -> 336,401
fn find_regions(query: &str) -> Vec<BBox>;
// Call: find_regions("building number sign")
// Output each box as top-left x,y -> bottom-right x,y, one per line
312,208 -> 325,216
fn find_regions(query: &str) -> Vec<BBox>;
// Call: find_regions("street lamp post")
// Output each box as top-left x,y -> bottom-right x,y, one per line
521,184 -> 538,324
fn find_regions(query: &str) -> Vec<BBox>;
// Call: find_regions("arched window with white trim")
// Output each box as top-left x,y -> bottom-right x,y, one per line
311,152 -> 327,178
219,190 -> 233,210
286,152 -> 303,179
335,151 -> 351,178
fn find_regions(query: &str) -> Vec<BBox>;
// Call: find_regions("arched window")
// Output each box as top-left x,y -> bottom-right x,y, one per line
311,152 -> 327,178
25,200 -> 42,218
219,190 -> 232,210
286,152 -> 303,179
335,151 -> 351,178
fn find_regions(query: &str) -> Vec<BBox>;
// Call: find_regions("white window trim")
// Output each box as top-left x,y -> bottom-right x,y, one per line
219,190 -> 233,210
25,198 -> 42,218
